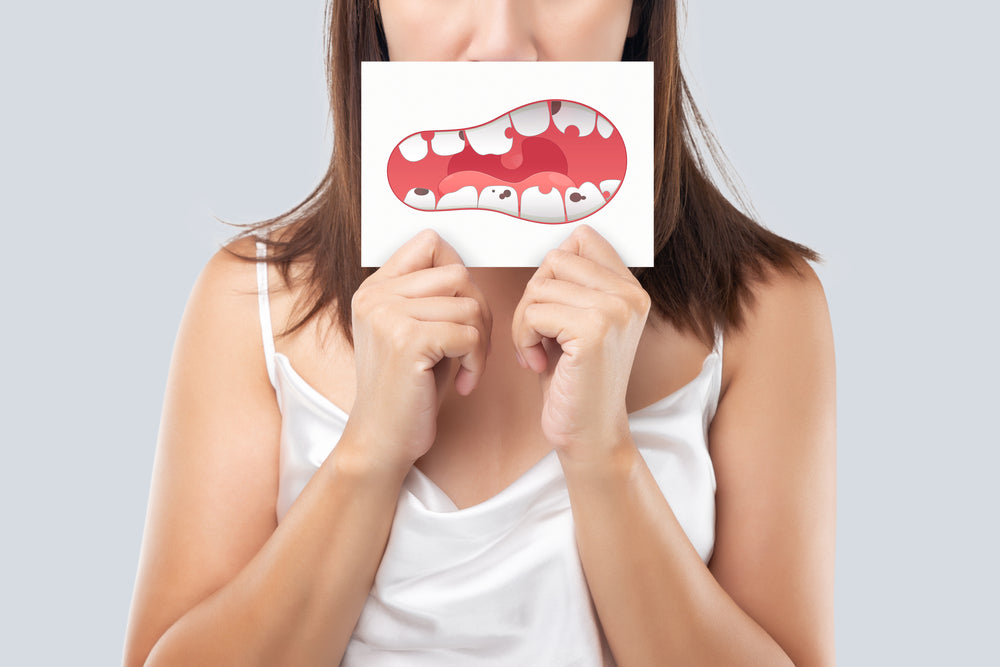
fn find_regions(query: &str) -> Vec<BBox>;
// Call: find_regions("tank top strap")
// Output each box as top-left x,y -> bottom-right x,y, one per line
255,233 -> 278,390
713,319 -> 724,358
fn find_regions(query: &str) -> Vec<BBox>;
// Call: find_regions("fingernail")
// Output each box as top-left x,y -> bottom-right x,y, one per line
515,350 -> 525,368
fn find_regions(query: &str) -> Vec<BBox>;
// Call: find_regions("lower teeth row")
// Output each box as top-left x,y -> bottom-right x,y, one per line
403,180 -> 620,223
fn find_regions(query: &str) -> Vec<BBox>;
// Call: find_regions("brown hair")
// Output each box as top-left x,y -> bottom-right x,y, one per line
220,0 -> 822,350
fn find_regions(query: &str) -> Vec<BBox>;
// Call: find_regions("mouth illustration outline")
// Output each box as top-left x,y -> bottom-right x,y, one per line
385,99 -> 627,225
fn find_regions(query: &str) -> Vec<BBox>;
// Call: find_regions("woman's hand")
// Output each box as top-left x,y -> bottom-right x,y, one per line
511,224 -> 651,463
342,229 -> 493,476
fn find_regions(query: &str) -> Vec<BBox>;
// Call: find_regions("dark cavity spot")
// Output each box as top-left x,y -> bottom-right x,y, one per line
569,192 -> 585,202
498,189 -> 512,200
550,101 -> 562,115
414,188 -> 429,196
458,130 -> 465,140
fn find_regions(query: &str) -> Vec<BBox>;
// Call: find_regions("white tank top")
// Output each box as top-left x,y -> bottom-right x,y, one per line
256,237 -> 721,666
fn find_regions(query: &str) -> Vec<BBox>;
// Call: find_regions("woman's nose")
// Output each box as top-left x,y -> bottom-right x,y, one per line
463,1 -> 538,62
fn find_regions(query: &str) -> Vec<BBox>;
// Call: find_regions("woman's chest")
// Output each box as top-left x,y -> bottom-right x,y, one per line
277,310 -> 718,509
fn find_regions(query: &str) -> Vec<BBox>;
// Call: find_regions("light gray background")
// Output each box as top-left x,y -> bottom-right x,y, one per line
1,1 -> 996,664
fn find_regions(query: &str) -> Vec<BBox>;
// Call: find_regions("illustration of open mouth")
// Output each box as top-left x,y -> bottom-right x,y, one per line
386,100 -> 626,224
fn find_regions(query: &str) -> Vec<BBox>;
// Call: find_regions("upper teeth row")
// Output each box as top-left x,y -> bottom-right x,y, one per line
398,101 -> 613,161
403,180 -> 621,222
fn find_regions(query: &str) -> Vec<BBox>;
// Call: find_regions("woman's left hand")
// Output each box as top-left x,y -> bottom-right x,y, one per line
511,224 -> 651,463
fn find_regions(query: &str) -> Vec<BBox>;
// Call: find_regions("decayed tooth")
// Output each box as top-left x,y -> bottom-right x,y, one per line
520,186 -> 565,223
403,187 -> 436,211
551,101 -> 596,137
399,134 -> 428,162
436,185 -> 478,210
465,115 -> 513,155
431,130 -> 465,156
596,114 -> 613,139
478,185 -> 518,217
599,180 -> 621,198
510,102 -> 550,137
564,182 -> 605,221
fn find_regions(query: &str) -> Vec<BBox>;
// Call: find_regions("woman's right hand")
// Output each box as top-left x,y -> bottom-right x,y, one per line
340,228 -> 493,475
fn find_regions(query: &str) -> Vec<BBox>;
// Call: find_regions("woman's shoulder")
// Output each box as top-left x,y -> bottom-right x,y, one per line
721,256 -> 833,404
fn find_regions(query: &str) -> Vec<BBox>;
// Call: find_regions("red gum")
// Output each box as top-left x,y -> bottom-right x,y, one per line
438,170 -> 575,199
386,100 -> 626,216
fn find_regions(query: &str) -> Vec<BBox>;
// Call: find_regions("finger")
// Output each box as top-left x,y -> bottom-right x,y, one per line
535,247 -> 632,294
557,224 -> 634,280
401,296 -> 490,343
378,264 -> 494,354
382,263 -> 485,300
511,276 -> 607,370
515,302 -> 594,374
371,228 -> 466,283
413,320 -> 488,395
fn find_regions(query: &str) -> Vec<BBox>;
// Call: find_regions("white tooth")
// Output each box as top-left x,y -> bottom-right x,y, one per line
596,114 -> 613,139
436,185 -> 479,210
564,182 -> 605,221
599,179 -> 621,198
403,187 -> 436,211
551,101 -> 596,137
465,115 -> 513,155
478,185 -> 518,217
430,131 -> 465,156
520,186 -> 565,223
510,102 -> 550,137
398,134 -> 428,162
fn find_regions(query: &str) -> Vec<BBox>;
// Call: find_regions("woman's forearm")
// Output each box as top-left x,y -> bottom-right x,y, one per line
560,438 -> 794,667
142,429 -> 408,667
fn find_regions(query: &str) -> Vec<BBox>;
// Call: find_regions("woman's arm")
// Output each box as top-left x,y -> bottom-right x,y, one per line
559,261 -> 836,666
122,239 -> 409,667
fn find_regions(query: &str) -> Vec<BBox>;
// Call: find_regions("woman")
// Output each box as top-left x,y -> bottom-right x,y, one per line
124,1 -> 836,665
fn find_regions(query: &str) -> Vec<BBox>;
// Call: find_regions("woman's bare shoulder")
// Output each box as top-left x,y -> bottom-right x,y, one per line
721,257 -> 832,400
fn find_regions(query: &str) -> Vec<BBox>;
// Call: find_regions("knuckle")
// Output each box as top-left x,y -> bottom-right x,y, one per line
418,227 -> 441,246
462,324 -> 481,346
635,289 -> 652,315
444,262 -> 470,283
351,288 -> 370,314
388,322 -> 412,350
459,296 -> 481,319
587,307 -> 609,333
611,299 -> 631,323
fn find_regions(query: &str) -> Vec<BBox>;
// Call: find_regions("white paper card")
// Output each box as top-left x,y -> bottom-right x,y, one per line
361,61 -> 653,267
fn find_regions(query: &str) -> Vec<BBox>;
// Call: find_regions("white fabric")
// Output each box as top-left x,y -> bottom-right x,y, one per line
255,236 -> 721,666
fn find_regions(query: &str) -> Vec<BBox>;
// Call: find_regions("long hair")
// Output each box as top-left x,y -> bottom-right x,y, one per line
220,0 -> 821,350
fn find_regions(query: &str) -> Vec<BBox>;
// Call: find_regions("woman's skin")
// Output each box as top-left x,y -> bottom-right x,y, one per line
123,1 -> 836,665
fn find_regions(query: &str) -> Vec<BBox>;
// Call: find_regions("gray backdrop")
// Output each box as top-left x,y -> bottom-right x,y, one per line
2,1 -> 996,664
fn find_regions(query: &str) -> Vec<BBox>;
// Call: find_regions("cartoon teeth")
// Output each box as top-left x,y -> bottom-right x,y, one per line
599,179 -> 621,198
478,186 -> 518,217
404,187 -> 436,210
436,186 -> 478,210
551,101 -> 596,137
596,114 -> 614,139
520,186 -> 565,223
431,130 -> 465,156
387,98 -> 627,224
564,182 -> 604,221
398,134 -> 428,162
509,102 -> 550,137
465,115 -> 513,156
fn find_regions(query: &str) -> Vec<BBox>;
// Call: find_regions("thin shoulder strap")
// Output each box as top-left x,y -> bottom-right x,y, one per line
255,233 -> 278,390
